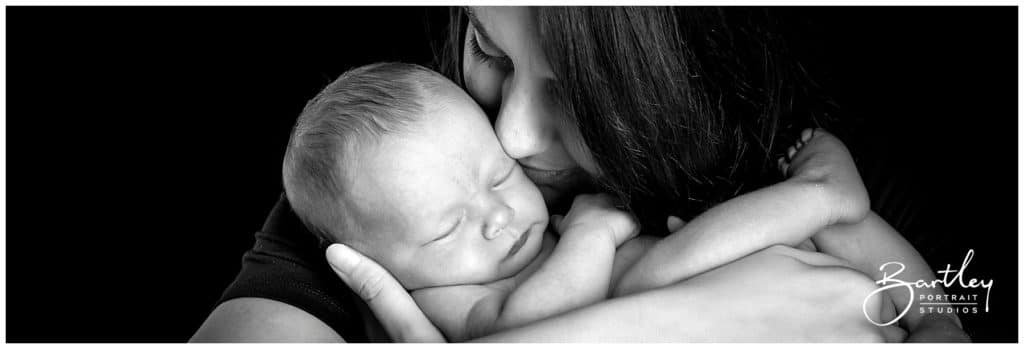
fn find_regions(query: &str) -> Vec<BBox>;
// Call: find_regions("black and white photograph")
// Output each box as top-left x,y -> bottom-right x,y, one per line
5,4 -> 1019,343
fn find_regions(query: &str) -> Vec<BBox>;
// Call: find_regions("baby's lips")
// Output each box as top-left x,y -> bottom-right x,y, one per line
504,229 -> 530,259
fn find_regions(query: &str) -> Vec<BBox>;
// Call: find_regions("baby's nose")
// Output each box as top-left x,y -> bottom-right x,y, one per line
482,204 -> 514,240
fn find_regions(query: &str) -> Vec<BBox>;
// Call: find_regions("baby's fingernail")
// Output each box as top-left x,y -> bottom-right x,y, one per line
326,244 -> 359,273
667,215 -> 685,231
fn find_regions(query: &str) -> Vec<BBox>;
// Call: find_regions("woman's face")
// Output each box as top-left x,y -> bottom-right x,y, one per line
461,7 -> 599,210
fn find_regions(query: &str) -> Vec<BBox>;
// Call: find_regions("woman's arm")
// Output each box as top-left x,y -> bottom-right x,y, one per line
328,242 -> 905,342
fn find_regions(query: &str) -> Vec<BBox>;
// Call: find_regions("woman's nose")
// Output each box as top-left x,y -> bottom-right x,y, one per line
493,75 -> 556,160
482,203 -> 515,240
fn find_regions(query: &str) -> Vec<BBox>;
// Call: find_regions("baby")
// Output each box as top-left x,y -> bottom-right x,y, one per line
283,62 -> 953,341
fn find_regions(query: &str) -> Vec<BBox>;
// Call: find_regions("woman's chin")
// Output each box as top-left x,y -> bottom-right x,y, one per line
530,171 -> 600,214
538,185 -> 586,215
537,185 -> 568,210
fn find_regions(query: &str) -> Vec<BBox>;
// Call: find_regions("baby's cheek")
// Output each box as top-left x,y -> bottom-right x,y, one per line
404,248 -> 469,288
514,178 -> 548,222
389,258 -> 435,290
428,247 -> 491,285
560,124 -> 601,177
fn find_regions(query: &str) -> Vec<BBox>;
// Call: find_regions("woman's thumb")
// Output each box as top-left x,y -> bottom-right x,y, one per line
325,243 -> 445,342
326,243 -> 360,275
326,244 -> 384,301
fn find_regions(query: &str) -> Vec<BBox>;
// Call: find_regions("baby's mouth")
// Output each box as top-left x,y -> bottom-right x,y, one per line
505,230 -> 529,259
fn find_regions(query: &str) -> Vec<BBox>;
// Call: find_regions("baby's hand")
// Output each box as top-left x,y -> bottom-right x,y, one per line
551,193 -> 639,246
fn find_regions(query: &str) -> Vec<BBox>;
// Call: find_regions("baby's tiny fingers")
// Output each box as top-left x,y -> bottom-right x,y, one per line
550,214 -> 565,233
667,215 -> 686,232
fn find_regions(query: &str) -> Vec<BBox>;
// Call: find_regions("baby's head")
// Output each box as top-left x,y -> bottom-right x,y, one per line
283,63 -> 548,290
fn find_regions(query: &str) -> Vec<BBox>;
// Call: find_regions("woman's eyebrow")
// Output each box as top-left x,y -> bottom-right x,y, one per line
464,7 -> 500,51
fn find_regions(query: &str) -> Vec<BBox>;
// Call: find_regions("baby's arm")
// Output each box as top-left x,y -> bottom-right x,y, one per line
616,128 -> 871,296
414,194 -> 637,341
489,194 -> 638,333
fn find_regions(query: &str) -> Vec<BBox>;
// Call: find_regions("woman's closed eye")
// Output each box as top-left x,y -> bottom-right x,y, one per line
469,29 -> 513,71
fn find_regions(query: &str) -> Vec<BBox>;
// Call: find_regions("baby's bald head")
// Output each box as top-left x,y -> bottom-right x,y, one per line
282,62 -> 455,243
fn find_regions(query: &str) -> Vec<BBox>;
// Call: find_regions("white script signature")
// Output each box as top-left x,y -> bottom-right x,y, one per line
862,249 -> 993,326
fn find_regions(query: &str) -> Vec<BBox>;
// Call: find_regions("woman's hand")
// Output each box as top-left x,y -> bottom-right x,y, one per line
904,314 -> 971,342
325,244 -> 445,342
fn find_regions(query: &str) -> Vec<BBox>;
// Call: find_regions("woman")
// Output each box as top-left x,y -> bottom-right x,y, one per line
193,7 -> 964,342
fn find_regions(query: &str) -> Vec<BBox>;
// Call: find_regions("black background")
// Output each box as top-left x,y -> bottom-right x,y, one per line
6,6 -> 1018,342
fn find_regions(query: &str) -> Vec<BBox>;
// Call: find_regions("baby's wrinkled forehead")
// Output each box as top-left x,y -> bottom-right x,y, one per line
343,132 -> 460,238
336,65 -> 497,242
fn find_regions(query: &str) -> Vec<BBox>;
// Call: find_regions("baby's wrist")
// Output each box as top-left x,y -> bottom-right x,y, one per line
560,226 -> 617,247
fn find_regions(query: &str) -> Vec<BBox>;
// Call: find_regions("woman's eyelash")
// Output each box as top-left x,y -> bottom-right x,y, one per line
468,34 -> 513,70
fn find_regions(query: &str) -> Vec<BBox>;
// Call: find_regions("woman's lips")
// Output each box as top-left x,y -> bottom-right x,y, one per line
520,164 -> 596,212
520,165 -> 579,187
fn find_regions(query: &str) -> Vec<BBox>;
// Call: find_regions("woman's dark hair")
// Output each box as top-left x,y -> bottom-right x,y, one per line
438,7 -> 838,235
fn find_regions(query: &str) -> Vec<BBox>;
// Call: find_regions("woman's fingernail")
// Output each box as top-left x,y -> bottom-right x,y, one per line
326,244 -> 359,272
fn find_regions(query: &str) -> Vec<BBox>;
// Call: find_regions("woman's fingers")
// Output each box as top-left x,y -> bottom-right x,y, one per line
904,314 -> 970,342
766,242 -> 902,341
880,315 -> 910,342
325,244 -> 445,342
745,245 -> 905,341
876,289 -> 909,342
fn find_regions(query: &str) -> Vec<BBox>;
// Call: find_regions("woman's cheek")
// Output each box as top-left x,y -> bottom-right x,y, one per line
560,121 -> 602,176
463,60 -> 504,110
